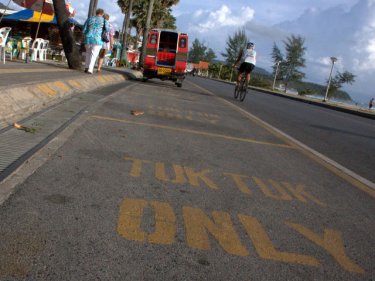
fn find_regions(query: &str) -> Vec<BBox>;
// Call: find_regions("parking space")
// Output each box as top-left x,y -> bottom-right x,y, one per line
0,79 -> 373,280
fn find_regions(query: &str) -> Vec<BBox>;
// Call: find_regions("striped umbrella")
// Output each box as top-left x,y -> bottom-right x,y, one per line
11,0 -> 76,39
11,1 -> 76,16
12,0 -> 54,15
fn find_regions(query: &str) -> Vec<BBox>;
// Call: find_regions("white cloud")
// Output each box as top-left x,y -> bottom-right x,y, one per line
268,0 -> 375,102
191,5 -> 255,33
193,10 -> 203,18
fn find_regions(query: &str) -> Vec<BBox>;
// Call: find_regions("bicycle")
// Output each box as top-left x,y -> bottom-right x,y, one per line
233,69 -> 249,102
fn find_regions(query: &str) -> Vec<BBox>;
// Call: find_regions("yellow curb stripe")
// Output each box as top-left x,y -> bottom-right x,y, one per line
103,75 -> 115,82
37,84 -> 57,96
90,115 -> 295,149
68,80 -> 82,89
0,68 -> 71,74
97,76 -> 107,84
53,81 -> 70,92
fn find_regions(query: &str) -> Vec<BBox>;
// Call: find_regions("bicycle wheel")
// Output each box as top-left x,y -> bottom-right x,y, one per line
239,80 -> 248,102
234,84 -> 240,99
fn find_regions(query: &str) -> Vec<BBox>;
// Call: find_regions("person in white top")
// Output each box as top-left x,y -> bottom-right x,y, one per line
233,42 -> 256,87
97,14 -> 115,72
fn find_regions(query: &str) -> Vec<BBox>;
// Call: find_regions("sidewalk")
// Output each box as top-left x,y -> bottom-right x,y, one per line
0,60 -> 142,129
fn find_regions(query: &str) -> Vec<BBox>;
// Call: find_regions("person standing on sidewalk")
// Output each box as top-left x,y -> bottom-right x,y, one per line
97,14 -> 115,72
83,8 -> 109,74
369,98 -> 374,109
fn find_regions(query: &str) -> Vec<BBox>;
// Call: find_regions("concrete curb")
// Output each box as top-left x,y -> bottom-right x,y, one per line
0,73 -> 128,130
205,77 -> 375,120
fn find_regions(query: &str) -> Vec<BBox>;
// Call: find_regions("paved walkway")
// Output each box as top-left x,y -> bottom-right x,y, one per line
0,60 -> 142,88
0,60 -> 142,130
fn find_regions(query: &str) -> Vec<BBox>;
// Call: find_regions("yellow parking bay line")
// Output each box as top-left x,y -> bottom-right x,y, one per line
90,115 -> 295,149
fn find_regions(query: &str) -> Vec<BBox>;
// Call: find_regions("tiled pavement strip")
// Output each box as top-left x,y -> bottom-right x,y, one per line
0,61 -> 141,185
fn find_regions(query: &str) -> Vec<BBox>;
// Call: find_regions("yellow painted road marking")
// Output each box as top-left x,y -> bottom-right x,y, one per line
91,115 -> 294,149
184,167 -> 218,189
253,177 -> 293,201
224,173 -> 252,195
183,206 -> 249,256
117,198 -> 176,245
238,214 -> 320,267
286,222 -> 365,273
155,162 -> 187,184
187,81 -> 375,199
117,198 -> 364,273
124,157 -> 326,206
124,158 -> 151,177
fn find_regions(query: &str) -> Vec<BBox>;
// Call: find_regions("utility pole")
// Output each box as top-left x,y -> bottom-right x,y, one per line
88,0 -> 94,18
323,57 -> 338,102
121,0 -> 134,63
139,0 -> 155,68
218,64 -> 223,79
88,0 -> 99,18
92,0 -> 99,16
272,61 -> 281,90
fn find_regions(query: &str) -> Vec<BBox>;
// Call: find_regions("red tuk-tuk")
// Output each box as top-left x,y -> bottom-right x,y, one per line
143,29 -> 188,87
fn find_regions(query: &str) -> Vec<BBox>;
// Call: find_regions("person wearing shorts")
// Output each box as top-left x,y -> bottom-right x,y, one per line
233,42 -> 256,87
97,14 -> 114,72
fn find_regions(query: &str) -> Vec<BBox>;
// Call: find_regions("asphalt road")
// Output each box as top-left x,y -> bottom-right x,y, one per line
188,76 -> 375,184
0,78 -> 374,280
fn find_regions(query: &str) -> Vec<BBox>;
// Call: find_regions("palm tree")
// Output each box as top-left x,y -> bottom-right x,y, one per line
53,0 -> 81,69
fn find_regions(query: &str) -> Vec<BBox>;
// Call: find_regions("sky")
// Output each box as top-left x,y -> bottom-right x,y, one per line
2,0 -> 374,103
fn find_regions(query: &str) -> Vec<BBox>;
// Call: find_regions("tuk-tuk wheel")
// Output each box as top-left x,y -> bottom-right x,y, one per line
176,82 -> 182,88
142,77 -> 149,82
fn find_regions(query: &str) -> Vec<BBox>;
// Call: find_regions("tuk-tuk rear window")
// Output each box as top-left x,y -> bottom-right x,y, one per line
150,34 -> 157,45
179,38 -> 187,48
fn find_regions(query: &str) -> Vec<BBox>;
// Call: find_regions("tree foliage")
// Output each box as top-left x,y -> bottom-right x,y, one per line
53,0 -> 81,69
205,48 -> 217,63
188,39 -> 216,63
221,29 -> 248,65
270,42 -> 285,80
283,34 -> 306,92
117,0 -> 178,39
328,70 -> 356,96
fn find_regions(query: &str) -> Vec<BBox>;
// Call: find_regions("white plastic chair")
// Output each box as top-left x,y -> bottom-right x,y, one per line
0,27 -> 12,64
20,37 -> 32,60
5,40 -> 13,61
40,39 -> 49,61
30,38 -> 44,61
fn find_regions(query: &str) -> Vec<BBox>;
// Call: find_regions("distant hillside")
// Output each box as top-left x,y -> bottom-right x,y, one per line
252,73 -> 353,101
253,66 -> 271,76
287,80 -> 353,101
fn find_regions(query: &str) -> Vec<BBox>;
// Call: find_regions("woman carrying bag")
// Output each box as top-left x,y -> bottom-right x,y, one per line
82,8 -> 109,74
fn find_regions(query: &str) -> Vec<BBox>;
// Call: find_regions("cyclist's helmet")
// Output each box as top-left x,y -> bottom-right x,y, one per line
247,42 -> 255,49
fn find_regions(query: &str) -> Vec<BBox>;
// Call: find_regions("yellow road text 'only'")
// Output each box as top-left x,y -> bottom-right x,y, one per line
117,198 -> 364,274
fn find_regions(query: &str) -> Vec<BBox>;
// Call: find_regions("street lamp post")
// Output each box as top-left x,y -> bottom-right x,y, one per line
323,57 -> 338,102
88,0 -> 99,18
218,64 -> 223,79
272,61 -> 281,90
139,0 -> 155,68
121,0 -> 134,63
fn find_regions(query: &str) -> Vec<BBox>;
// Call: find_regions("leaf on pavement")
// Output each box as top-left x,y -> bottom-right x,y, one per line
131,110 -> 144,116
13,122 -> 36,133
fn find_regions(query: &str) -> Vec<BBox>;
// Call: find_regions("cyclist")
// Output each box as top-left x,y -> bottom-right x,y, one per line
233,42 -> 256,88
